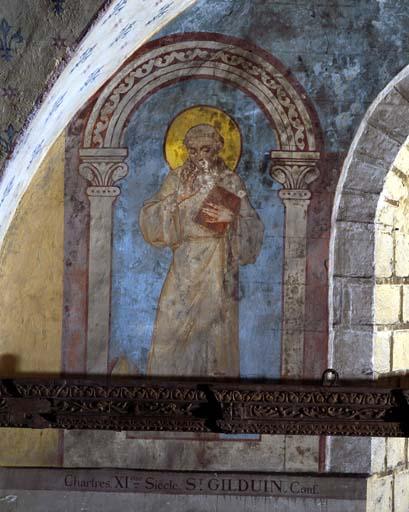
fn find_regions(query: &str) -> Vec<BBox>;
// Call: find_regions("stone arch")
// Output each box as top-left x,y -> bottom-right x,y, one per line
328,66 -> 409,481
329,65 -> 409,379
327,66 -> 409,480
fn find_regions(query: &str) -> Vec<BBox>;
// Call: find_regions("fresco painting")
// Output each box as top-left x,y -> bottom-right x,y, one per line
0,30 -> 328,468
140,116 -> 264,377
4,3 -> 409,503
109,93 -> 284,380
61,33 -> 324,394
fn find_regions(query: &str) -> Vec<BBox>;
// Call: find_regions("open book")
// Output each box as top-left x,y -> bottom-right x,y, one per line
194,185 -> 241,234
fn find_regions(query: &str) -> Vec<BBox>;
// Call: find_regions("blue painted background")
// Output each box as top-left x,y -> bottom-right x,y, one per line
110,79 -> 284,378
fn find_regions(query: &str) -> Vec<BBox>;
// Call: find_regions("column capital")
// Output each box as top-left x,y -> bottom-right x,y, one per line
270,151 -> 320,378
78,148 -> 129,374
79,147 -> 129,189
270,150 -> 320,194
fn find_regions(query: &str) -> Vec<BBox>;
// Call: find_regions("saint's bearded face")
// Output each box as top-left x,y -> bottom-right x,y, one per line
185,136 -> 222,170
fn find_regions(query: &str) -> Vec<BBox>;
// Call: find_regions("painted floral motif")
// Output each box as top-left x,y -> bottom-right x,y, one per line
102,0 -> 127,25
69,45 -> 96,74
0,18 -> 23,61
52,36 -> 68,50
51,0 -> 65,15
0,87 -> 19,100
80,67 -> 104,92
146,2 -> 173,26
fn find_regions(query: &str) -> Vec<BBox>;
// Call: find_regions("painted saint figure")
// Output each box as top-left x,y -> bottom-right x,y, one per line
139,123 -> 264,377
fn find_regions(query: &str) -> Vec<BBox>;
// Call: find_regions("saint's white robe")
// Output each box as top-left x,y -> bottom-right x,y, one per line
139,163 -> 264,377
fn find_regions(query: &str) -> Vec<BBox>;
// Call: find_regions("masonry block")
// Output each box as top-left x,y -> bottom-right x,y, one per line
393,143 -> 409,175
371,437 -> 386,474
375,284 -> 401,325
369,88 -> 409,144
329,437 -> 371,473
334,222 -> 374,278
402,285 -> 409,322
343,155 -> 390,195
396,74 -> 409,112
393,196 -> 409,233
382,169 -> 407,203
394,470 -> 409,512
338,191 -> 379,223
376,200 -> 396,228
332,327 -> 373,378
373,331 -> 392,374
375,230 -> 394,277
395,233 -> 409,276
366,474 -> 393,512
392,330 -> 409,371
358,123 -> 401,169
347,280 -> 374,326
386,437 -> 406,470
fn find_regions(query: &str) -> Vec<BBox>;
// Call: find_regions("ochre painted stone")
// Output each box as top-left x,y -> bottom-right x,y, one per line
0,132 -> 64,466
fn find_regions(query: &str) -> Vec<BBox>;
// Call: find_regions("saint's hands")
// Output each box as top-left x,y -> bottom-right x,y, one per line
163,191 -> 197,214
176,190 -> 197,204
202,202 -> 235,223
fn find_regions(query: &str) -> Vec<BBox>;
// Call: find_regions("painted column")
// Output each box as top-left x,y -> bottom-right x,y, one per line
270,150 -> 320,378
79,148 -> 128,374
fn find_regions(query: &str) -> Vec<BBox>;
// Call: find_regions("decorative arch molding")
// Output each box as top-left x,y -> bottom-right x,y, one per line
329,64 -> 409,381
83,33 -> 322,152
78,33 -> 323,376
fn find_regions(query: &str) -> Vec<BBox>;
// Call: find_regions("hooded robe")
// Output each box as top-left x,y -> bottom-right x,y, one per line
139,158 -> 264,377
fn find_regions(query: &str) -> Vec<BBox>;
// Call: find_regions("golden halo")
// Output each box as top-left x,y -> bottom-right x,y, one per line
164,105 -> 242,171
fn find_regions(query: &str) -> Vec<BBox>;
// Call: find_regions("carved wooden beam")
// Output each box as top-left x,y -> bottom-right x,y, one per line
1,372 -> 408,437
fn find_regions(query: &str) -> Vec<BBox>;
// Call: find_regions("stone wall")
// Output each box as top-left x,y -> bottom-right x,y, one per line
368,448 -> 409,512
375,142 -> 409,377
367,134 -> 409,512
329,79 -> 409,509
330,78 -> 409,381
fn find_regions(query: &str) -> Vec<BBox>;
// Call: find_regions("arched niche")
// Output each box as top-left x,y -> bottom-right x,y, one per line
76,33 -> 323,376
